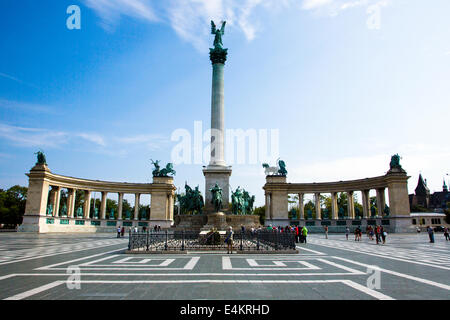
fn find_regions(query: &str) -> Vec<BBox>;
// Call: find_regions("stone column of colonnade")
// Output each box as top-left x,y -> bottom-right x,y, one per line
347,191 -> 355,219
376,188 -> 386,217
49,186 -> 61,217
100,191 -> 107,219
331,192 -> 338,219
298,193 -> 305,219
314,193 -> 321,220
361,190 -> 370,218
134,193 -> 140,220
265,193 -> 272,221
67,188 -> 76,218
83,190 -> 91,218
118,193 -> 124,220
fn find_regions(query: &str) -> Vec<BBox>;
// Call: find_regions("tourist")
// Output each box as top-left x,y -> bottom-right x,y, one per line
120,226 -> 125,237
369,226 -> 374,241
225,226 -> 234,254
380,226 -> 386,244
301,226 -> 308,243
354,227 -> 359,241
358,228 -> 363,241
375,225 -> 380,244
324,225 -> 328,239
241,225 -> 245,233
134,226 -> 138,233
295,226 -> 300,243
117,226 -> 121,238
345,227 -> 349,240
444,227 -> 449,241
427,226 -> 435,243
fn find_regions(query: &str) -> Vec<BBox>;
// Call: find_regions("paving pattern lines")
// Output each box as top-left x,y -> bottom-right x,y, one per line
0,239 -> 128,265
307,238 -> 450,269
2,279 -> 394,300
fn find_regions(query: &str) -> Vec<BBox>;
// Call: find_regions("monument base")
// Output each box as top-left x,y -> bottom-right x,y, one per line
201,212 -> 228,231
203,165 -> 232,213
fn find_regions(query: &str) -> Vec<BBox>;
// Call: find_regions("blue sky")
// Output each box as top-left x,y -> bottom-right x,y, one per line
1,0 -> 449,206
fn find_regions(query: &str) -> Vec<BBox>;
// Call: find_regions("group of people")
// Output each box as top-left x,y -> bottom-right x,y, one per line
366,225 -> 387,244
426,226 -> 449,243
116,224 -> 164,238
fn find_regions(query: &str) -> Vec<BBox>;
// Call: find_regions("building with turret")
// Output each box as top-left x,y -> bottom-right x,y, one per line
409,174 -> 449,211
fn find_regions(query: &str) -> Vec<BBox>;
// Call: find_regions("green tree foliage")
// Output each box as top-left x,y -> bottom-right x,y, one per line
0,185 -> 28,227
304,200 -> 316,219
253,205 -> 265,225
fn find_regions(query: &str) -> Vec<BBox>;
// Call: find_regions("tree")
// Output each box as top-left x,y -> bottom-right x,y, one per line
0,185 -> 28,227
304,200 -> 316,219
253,205 -> 265,225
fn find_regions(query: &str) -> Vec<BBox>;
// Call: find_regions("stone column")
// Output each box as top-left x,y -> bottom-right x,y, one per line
202,45 -> 232,213
118,192 -> 124,220
331,192 -> 338,220
265,193 -> 272,221
362,190 -> 370,218
298,193 -> 305,219
134,193 -> 140,220
100,191 -> 107,219
209,58 -> 226,167
67,188 -> 75,218
347,191 -> 355,219
376,188 -> 386,217
167,192 -> 174,221
48,188 -> 57,216
314,193 -> 321,220
83,190 -> 91,219
54,187 -> 61,217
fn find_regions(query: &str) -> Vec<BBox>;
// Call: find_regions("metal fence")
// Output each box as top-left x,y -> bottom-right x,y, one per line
128,230 -> 296,252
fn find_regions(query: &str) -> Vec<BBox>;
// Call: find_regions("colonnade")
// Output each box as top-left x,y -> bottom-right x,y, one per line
46,187 -> 150,221
263,169 -> 411,232
20,163 -> 176,232
288,188 -> 387,220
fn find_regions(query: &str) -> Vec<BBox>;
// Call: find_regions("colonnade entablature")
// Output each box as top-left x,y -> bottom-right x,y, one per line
263,169 -> 412,233
21,163 -> 176,233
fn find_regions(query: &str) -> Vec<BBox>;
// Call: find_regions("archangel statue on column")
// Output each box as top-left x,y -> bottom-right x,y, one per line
211,20 -> 226,49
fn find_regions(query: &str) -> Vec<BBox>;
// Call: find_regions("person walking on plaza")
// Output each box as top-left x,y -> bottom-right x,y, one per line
225,226 -> 234,254
120,226 -> 125,237
295,226 -> 300,243
380,226 -> 386,244
444,227 -> 449,241
369,226 -> 374,241
427,226 -> 435,243
354,227 -> 360,241
375,225 -> 380,244
345,227 -> 349,240
302,226 -> 308,243
117,226 -> 121,238
324,226 -> 328,239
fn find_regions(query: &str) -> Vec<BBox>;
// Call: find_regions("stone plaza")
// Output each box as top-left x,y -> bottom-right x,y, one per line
0,232 -> 449,300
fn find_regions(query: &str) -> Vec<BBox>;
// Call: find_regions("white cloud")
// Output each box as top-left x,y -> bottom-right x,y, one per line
115,134 -> 168,150
0,98 -> 55,114
0,124 -> 69,148
82,0 -> 392,50
302,0 -> 333,10
83,0 -> 159,26
77,133 -> 106,146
